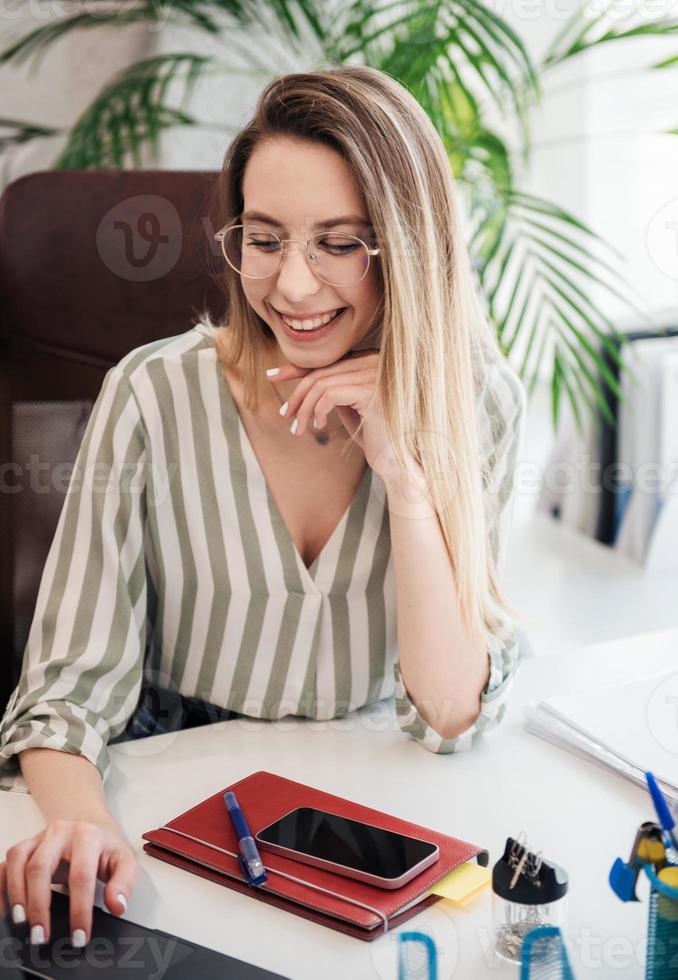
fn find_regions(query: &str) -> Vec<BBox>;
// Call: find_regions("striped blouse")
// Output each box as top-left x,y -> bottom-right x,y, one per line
0,321 -> 526,792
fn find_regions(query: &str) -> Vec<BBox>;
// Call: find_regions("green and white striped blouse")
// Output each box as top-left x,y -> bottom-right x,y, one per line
0,321 -> 526,792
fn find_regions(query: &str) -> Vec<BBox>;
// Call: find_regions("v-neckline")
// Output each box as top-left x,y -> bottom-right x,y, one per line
213,347 -> 372,582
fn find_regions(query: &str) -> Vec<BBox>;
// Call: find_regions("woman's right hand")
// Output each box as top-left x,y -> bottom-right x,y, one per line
0,817 -> 140,947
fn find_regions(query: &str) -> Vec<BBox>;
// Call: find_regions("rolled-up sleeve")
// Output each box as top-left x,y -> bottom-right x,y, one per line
393,356 -> 526,754
0,365 -> 148,790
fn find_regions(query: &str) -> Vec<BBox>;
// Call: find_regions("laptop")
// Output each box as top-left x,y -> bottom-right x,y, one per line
1,888 -> 289,978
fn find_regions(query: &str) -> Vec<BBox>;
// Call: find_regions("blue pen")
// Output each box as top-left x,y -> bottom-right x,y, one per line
645,771 -> 678,865
224,791 -> 268,886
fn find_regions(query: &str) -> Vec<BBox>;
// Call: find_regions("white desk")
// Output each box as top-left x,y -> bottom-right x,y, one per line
2,627 -> 677,980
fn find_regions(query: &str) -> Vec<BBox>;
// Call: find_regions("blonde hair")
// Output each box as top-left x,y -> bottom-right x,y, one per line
202,66 -> 518,650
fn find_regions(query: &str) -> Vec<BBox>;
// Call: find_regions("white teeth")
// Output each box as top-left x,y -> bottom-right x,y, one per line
280,309 -> 343,330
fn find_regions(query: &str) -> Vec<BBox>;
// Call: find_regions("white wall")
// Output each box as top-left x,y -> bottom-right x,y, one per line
500,2 -> 678,329
0,23 -> 157,192
149,10 -> 323,171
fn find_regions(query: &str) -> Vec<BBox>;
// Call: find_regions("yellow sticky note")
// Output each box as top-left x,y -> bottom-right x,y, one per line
428,862 -> 491,905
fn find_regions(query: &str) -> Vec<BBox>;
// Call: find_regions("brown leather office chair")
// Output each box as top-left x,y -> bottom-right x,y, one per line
0,169 -> 226,712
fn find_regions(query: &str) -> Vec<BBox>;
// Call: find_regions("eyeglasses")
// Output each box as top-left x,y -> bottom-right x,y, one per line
214,221 -> 381,288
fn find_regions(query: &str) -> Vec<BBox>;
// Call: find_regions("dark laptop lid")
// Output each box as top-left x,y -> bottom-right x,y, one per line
1,888 -> 289,979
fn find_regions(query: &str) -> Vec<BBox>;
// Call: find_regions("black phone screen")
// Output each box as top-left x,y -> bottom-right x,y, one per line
256,807 -> 437,879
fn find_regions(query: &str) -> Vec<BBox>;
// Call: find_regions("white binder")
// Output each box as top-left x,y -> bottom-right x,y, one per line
615,338 -> 678,570
645,351 -> 678,573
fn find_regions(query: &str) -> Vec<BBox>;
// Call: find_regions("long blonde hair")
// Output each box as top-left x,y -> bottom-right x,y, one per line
202,66 -> 518,650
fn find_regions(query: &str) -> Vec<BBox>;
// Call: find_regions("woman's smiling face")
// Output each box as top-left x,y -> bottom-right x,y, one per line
239,136 -> 382,368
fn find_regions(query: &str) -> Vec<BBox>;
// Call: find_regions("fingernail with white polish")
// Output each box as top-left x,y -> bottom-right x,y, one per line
71,929 -> 86,948
12,904 -> 26,924
30,924 -> 45,945
266,368 -> 280,376
312,418 -> 318,429
290,418 -> 298,435
116,893 -> 127,912
279,401 -> 288,416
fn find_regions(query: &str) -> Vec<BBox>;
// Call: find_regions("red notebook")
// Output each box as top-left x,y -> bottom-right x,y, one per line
142,770 -> 488,942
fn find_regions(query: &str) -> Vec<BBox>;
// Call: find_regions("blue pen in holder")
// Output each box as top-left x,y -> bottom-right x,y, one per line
643,864 -> 678,980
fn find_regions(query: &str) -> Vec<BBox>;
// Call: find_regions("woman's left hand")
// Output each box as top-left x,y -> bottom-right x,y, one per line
267,349 -> 417,482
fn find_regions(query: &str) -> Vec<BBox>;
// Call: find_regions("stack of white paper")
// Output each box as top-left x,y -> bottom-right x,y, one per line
524,670 -> 678,805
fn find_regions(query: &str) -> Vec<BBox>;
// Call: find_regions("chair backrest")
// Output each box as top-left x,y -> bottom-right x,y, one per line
0,169 -> 225,711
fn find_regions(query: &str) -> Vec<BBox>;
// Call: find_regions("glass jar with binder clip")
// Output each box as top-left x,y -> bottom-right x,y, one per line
492,834 -> 569,963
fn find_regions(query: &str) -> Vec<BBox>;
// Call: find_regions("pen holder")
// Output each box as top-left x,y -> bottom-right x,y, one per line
643,864 -> 678,980
398,931 -> 437,980
519,926 -> 576,980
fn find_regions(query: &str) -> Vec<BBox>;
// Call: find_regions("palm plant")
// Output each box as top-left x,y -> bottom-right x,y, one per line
2,0 -> 676,429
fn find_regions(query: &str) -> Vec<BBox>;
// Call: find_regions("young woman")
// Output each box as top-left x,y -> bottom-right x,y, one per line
0,66 -> 525,946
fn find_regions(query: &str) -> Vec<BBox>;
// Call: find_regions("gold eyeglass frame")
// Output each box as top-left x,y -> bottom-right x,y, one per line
214,221 -> 381,287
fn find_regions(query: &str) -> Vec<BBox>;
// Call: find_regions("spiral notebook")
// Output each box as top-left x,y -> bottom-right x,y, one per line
141,770 -> 489,942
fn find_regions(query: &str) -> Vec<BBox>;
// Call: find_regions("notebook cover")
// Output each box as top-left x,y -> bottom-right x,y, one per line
142,770 -> 488,942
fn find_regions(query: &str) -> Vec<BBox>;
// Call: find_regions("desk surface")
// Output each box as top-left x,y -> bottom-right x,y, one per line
3,627 -> 677,980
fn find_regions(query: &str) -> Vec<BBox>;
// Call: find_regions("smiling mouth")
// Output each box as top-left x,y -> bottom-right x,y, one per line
275,307 -> 348,332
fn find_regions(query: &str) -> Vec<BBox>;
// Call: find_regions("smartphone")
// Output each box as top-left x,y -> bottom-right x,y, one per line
254,806 -> 439,889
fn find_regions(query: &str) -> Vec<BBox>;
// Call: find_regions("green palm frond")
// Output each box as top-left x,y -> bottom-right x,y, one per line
542,0 -> 678,67
436,78 -> 514,191
0,117 -> 63,152
330,0 -> 539,148
267,0 -> 328,41
0,9 -> 181,74
472,189 -> 649,431
53,54 -> 213,169
651,49 -> 678,132
653,52 -> 678,68
0,1 -> 265,77
0,0 -> 328,75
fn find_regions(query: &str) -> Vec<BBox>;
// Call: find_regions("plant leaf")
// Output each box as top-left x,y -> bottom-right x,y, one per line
53,54 -> 212,169
542,1 -> 678,68
0,116 -> 62,151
